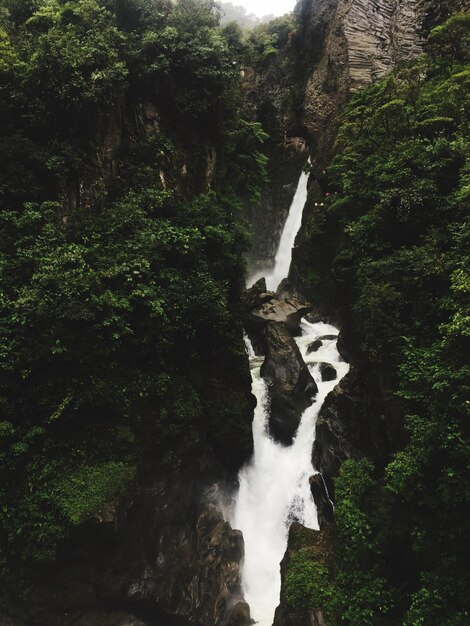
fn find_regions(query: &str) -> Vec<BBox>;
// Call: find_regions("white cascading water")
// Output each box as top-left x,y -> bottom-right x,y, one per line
248,165 -> 310,292
232,166 -> 350,626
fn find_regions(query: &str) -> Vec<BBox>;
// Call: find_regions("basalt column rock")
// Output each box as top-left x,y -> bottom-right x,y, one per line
261,322 -> 318,445
292,0 -> 470,172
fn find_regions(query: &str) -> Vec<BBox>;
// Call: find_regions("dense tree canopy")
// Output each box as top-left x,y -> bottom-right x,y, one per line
289,13 -> 470,625
0,0 -> 266,578
1,2 -> 469,625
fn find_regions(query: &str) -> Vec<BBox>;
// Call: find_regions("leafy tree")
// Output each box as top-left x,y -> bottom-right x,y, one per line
292,14 -> 470,625
0,0 -> 266,584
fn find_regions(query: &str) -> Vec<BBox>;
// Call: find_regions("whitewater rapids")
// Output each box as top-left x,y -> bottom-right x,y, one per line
231,164 -> 349,626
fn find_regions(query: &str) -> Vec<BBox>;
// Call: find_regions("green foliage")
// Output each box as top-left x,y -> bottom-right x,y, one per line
428,13 -> 470,64
245,14 -> 295,66
295,15 -> 470,625
129,0 -> 241,121
0,0 -> 262,580
284,553 -> 334,617
53,461 -> 135,525
330,461 -> 393,625
25,0 -> 128,106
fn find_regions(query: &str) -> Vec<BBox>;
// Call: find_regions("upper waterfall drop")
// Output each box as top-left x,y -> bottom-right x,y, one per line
233,160 -> 349,626
249,163 -> 310,292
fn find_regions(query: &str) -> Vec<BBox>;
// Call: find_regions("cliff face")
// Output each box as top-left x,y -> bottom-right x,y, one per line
244,0 -> 470,270
297,0 -> 470,169
5,451 -> 248,626
241,57 -> 308,278
244,0 -> 470,498
289,0 -> 470,480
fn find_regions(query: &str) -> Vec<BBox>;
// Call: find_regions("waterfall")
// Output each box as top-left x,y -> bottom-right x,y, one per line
232,166 -> 350,626
248,164 -> 310,292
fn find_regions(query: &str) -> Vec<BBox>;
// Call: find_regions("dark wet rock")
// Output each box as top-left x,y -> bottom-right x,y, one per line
307,339 -> 322,353
222,601 -> 253,626
336,330 -> 353,363
194,508 -> 249,626
275,278 -> 298,300
312,373 -> 362,483
313,367 -> 405,497
243,278 -> 276,312
0,617 -> 26,626
320,363 -> 337,382
72,610 -> 147,626
248,296 -> 313,333
317,334 -> 337,341
246,151 -> 306,277
261,322 -> 318,445
5,450 -> 248,626
309,474 -> 334,528
304,311 -> 330,324
118,495 -> 248,626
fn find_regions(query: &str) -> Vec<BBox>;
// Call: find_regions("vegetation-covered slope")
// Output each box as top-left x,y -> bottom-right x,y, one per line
0,0 -> 266,595
283,14 -> 470,626
1,2 -> 469,625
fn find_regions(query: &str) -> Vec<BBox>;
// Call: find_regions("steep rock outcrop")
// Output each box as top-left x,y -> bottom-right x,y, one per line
2,450 -> 250,626
297,0 -> 470,169
241,39 -> 309,277
312,363 -> 405,497
309,474 -> 334,528
245,149 -> 307,278
261,322 -> 318,444
243,281 -> 318,444
244,279 -> 313,333
248,294 -> 313,333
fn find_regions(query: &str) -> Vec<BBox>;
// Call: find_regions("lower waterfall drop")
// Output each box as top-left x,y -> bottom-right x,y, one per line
232,165 -> 350,626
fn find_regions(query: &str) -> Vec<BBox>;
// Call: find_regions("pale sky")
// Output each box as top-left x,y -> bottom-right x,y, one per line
234,0 -> 297,17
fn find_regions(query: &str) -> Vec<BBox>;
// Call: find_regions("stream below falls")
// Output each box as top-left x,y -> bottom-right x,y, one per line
231,165 -> 350,626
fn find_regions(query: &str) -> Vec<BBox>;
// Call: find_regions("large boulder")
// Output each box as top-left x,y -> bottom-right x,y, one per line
242,278 -> 275,313
319,363 -> 337,382
261,322 -> 318,444
307,339 -> 322,353
248,295 -> 313,333
222,601 -> 252,626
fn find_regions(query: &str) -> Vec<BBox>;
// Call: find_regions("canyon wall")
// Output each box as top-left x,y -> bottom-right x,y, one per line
297,0 -> 470,169
245,0 -> 470,270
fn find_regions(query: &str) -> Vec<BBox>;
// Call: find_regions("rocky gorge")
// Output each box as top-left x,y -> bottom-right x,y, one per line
1,0 -> 468,625
241,1 -> 469,624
